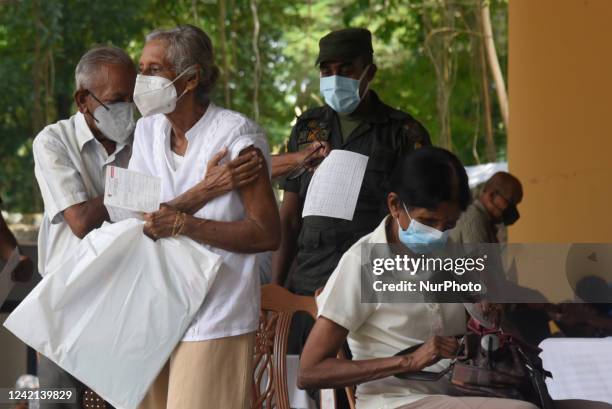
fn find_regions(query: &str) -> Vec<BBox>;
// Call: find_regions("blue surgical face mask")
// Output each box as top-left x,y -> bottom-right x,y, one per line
319,65 -> 371,114
396,202 -> 449,253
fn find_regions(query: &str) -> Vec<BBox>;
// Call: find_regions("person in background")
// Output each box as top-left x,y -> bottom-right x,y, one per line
449,171 -> 610,344
447,172 -> 543,342
0,197 -> 33,282
449,171 -> 522,244
271,28 -> 430,407
130,25 -> 280,409
272,27 -> 430,295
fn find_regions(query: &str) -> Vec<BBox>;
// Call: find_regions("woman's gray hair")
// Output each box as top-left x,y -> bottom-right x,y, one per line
146,25 -> 220,103
75,46 -> 134,90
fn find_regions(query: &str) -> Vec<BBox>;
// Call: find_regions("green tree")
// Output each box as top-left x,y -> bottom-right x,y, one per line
0,0 -> 508,213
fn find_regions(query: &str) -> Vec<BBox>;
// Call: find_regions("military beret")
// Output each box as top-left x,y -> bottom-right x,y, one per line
316,28 -> 374,65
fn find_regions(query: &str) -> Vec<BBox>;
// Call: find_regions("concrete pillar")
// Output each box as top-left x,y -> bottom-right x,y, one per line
508,0 -> 612,243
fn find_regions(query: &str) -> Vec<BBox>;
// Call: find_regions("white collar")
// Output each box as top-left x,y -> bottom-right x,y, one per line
75,112 -> 96,152
75,112 -> 130,159
370,215 -> 391,244
159,102 -> 217,143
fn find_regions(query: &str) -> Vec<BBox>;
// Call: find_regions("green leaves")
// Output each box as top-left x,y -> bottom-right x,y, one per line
0,0 -> 507,212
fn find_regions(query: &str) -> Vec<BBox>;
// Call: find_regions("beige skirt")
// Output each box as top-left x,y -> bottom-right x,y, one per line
138,332 -> 255,409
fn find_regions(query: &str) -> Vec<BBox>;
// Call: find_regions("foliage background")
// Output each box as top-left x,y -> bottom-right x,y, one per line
0,0 -> 508,213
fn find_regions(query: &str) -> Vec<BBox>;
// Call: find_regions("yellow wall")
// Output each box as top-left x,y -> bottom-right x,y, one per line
508,0 -> 612,243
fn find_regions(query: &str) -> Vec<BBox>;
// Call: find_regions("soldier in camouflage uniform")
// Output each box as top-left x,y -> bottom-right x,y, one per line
272,28 -> 431,295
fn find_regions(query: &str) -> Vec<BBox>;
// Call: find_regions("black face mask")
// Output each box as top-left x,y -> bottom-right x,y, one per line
501,204 -> 520,226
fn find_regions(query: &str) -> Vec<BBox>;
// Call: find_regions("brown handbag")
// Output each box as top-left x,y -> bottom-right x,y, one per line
395,320 -> 554,409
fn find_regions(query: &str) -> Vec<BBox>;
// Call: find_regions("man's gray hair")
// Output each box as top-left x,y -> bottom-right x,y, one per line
146,25 -> 220,103
75,46 -> 134,90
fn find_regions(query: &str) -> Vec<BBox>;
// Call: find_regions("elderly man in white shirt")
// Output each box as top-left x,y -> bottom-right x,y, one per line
130,25 -> 280,409
32,45 -> 136,409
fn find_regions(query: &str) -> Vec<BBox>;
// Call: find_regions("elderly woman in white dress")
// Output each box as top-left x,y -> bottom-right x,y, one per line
128,25 -> 280,409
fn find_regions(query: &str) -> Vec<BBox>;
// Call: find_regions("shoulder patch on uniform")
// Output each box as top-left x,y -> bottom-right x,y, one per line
295,112 -> 331,147
402,119 -> 429,149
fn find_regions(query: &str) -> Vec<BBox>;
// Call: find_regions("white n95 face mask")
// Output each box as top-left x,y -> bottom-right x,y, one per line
133,67 -> 192,117
92,102 -> 136,145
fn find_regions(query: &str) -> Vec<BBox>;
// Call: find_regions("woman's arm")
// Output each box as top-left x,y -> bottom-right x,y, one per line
144,146 -> 281,253
270,191 -> 302,286
298,316 -> 459,390
166,148 -> 263,215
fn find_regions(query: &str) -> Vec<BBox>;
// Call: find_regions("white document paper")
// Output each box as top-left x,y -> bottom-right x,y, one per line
0,247 -> 20,307
104,166 -> 161,222
540,337 -> 612,403
302,150 -> 369,221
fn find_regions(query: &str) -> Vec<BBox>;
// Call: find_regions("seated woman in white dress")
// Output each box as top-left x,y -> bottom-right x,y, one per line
298,146 -> 611,409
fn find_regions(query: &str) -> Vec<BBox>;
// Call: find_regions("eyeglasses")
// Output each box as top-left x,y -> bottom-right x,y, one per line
83,91 -> 111,124
88,92 -> 110,109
